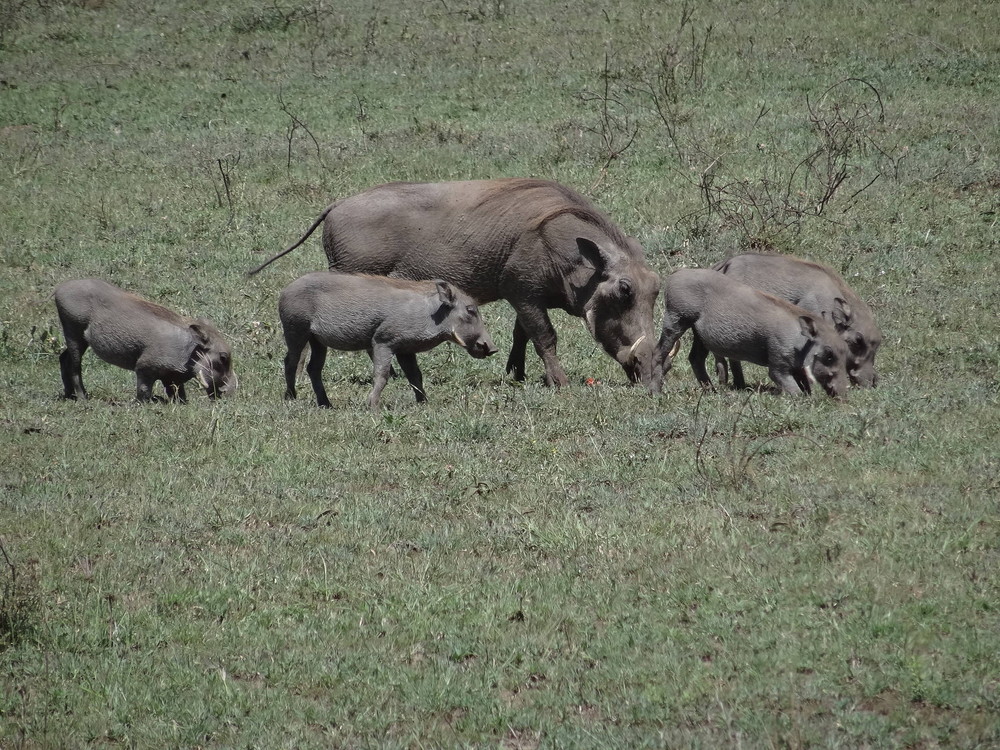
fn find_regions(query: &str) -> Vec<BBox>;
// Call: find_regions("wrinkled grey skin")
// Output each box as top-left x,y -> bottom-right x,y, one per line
55,279 -> 236,402
713,253 -> 882,387
250,179 -> 661,389
278,272 -> 498,408
652,269 -> 849,398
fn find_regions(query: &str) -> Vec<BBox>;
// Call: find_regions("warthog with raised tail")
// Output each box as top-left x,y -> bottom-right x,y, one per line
55,279 -> 236,402
250,179 -> 660,389
652,269 -> 849,398
278,272 -> 497,408
713,253 -> 882,387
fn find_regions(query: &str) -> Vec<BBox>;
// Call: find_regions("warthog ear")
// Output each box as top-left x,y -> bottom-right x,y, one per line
188,321 -> 212,345
798,315 -> 819,340
845,329 -> 867,354
435,280 -> 456,307
577,238 -> 611,276
830,298 -> 853,331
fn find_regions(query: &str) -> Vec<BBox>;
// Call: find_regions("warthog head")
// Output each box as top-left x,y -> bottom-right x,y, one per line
843,323 -> 881,388
799,316 -> 849,399
847,332 -> 880,388
190,320 -> 237,399
825,296 -> 881,388
581,240 -> 661,388
436,281 -> 499,360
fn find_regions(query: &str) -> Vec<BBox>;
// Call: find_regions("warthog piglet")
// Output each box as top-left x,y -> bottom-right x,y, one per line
55,278 -> 236,402
278,272 -> 497,408
653,269 -> 849,398
713,253 -> 882,387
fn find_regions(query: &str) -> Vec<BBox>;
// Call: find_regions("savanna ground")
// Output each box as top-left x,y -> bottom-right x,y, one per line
1,0 -> 998,746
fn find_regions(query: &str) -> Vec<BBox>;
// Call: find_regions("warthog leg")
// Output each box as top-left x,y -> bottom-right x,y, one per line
395,352 -> 427,403
135,369 -> 158,402
367,344 -> 395,409
162,379 -> 188,403
687,333 -> 717,391
305,339 -> 331,408
770,368 -> 808,396
730,360 -> 748,390
505,318 -> 530,382
59,342 -> 88,400
513,305 -> 569,387
283,333 -> 310,401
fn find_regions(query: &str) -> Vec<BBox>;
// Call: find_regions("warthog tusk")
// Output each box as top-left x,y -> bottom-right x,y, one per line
667,339 -> 681,358
451,328 -> 467,348
195,352 -> 211,390
627,335 -> 647,358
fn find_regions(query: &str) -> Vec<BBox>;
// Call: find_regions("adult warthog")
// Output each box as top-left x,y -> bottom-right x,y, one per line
249,179 -> 661,389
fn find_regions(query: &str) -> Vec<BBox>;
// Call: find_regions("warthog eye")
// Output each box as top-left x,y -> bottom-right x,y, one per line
617,278 -> 633,299
820,350 -> 837,366
466,305 -> 478,318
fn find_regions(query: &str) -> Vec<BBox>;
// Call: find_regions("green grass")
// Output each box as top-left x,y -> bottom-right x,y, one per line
2,0 -> 999,746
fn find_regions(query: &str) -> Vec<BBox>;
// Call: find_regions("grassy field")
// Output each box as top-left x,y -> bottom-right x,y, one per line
2,0 -> 998,746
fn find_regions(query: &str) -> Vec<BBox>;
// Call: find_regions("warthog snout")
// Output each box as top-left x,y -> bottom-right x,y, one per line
203,372 -> 238,400
849,363 -> 878,389
612,334 -> 653,386
806,359 -> 849,401
194,346 -> 237,400
472,339 -> 500,359
450,327 -> 498,360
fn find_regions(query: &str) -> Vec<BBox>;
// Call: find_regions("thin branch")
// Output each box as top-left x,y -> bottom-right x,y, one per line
278,87 -> 327,170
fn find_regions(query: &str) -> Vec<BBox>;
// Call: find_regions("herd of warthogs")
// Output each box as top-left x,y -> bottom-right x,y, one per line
54,178 -> 882,407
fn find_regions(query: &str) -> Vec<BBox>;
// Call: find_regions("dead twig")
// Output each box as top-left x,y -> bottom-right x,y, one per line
278,88 -> 327,170
578,51 -> 640,172
216,152 -> 240,226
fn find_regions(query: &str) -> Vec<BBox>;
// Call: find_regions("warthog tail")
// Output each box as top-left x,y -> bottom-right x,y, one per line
246,204 -> 336,276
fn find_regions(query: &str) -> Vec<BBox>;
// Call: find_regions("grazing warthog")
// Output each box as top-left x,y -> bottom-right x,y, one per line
54,279 -> 236,402
713,253 -> 882,387
652,269 -> 849,398
278,272 -> 498,408
249,179 -> 661,389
